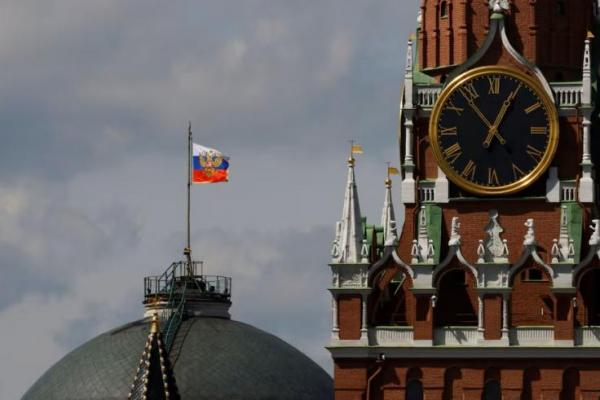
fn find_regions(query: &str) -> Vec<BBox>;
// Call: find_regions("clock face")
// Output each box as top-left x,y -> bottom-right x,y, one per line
429,66 -> 559,195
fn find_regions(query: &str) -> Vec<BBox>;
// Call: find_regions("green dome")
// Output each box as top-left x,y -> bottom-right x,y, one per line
23,317 -> 332,400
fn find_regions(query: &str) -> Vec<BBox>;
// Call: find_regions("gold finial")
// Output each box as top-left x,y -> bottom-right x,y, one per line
150,313 -> 160,334
386,162 -> 399,187
348,140 -> 363,166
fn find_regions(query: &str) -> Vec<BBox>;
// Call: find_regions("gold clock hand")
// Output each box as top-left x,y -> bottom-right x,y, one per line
483,83 -> 522,148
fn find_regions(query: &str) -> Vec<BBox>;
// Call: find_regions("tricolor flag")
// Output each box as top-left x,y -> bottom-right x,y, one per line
192,143 -> 230,184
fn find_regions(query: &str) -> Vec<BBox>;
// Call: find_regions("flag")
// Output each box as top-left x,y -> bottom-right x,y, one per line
351,144 -> 364,154
388,167 -> 400,175
192,143 -> 229,184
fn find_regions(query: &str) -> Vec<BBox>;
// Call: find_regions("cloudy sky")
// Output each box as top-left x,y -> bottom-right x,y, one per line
0,1 -> 417,398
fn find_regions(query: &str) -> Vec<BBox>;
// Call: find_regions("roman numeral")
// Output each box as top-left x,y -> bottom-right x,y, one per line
530,126 -> 547,135
488,168 -> 500,186
524,102 -> 542,114
526,145 -> 544,162
440,126 -> 458,136
443,143 -> 462,164
461,160 -> 477,180
459,82 -> 480,103
512,163 -> 526,180
488,77 -> 501,95
445,99 -> 464,116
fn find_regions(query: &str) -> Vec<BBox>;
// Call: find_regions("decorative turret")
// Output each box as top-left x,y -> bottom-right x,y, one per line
332,152 -> 366,264
380,173 -> 398,247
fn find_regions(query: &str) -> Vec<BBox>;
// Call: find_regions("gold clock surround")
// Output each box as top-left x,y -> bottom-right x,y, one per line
429,66 -> 559,196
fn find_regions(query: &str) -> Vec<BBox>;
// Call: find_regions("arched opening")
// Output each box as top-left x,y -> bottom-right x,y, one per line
435,268 -> 478,327
440,1 -> 448,18
482,368 -> 501,400
372,270 -> 414,326
578,268 -> 600,325
510,263 -> 554,327
442,367 -> 462,400
482,380 -> 501,400
560,368 -> 580,400
521,368 -> 541,400
406,369 -> 424,400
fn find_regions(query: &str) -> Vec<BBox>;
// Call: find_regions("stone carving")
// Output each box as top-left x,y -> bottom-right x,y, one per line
449,216 -> 461,246
360,239 -> 369,263
412,207 -> 435,264
552,206 -> 575,263
590,219 -> 600,246
523,218 -> 536,246
482,209 -> 507,262
489,0 -> 510,13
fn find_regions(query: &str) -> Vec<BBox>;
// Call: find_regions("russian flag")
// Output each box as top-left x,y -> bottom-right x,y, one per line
192,143 -> 229,184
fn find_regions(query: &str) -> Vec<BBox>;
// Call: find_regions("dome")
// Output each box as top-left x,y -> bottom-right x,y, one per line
23,316 -> 333,400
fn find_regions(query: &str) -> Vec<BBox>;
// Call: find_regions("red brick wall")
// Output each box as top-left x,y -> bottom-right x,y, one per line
333,360 -> 600,400
339,295 -> 362,340
484,295 -> 502,340
417,0 -> 593,81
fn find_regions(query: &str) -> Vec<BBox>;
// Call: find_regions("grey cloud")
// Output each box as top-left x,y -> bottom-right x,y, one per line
0,0 -> 419,398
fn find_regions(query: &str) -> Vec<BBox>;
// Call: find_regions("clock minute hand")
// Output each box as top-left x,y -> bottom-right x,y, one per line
483,83 -> 523,148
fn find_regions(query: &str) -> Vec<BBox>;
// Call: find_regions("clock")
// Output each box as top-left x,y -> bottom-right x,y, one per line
429,66 -> 559,196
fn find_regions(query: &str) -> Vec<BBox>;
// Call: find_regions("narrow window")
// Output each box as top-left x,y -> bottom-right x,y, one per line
440,1 -> 448,18
528,268 -> 543,281
407,380 -> 424,400
483,380 -> 501,400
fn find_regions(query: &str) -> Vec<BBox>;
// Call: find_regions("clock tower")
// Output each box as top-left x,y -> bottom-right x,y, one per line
328,1 -> 600,399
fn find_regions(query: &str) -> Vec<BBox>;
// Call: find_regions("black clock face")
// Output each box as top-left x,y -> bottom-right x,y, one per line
430,67 -> 558,195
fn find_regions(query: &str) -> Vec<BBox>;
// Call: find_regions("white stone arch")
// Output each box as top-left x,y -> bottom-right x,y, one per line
508,245 -> 555,286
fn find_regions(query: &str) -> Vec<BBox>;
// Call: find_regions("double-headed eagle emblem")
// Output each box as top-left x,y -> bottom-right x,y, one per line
199,150 -> 224,177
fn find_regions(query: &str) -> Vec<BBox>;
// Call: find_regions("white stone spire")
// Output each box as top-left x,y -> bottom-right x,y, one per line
332,155 -> 364,263
380,176 -> 398,246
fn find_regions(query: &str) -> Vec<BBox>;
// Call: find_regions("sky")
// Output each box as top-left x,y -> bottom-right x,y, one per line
0,1 -> 418,398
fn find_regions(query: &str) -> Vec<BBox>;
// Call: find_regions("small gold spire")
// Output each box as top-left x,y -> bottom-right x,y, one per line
150,313 -> 160,334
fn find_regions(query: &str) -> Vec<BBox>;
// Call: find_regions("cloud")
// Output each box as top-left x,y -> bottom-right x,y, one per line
0,0 -> 419,398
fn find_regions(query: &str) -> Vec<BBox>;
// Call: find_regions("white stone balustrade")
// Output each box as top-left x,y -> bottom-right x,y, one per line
552,84 -> 582,107
415,83 -> 583,110
509,326 -> 555,346
418,181 -> 436,203
369,326 -> 414,346
575,327 -> 600,346
434,327 -> 479,346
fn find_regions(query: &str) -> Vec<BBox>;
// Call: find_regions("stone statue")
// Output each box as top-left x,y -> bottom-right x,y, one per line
489,0 -> 510,13
449,216 -> 461,246
590,219 -> 600,246
523,218 -> 536,246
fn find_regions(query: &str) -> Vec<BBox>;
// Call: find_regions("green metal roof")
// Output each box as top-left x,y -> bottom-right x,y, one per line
23,317 -> 332,400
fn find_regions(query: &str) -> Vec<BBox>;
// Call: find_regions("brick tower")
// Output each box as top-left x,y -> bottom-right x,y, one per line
328,1 -> 600,399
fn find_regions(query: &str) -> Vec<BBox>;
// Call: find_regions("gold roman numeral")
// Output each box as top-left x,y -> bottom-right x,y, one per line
530,126 -> 547,135
526,145 -> 544,162
440,126 -> 458,136
443,143 -> 462,164
512,163 -> 526,180
524,102 -> 542,114
461,160 -> 477,180
488,168 -> 500,186
488,77 -> 501,95
459,82 -> 480,103
445,99 -> 464,116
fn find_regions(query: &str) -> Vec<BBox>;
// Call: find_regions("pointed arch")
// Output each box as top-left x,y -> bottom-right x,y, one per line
406,368 -> 424,400
443,367 -> 462,400
482,368 -> 501,400
435,266 -> 478,327
560,368 -> 580,400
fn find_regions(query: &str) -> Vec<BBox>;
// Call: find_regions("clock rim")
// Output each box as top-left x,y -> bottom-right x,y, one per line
429,65 -> 559,196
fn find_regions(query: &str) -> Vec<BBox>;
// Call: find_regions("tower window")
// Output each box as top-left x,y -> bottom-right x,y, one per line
556,0 -> 566,16
440,1 -> 448,18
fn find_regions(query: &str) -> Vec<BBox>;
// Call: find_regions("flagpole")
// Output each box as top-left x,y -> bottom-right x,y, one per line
185,122 -> 193,276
